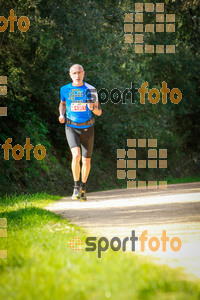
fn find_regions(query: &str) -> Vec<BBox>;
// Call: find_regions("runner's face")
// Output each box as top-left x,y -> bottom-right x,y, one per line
69,67 -> 85,86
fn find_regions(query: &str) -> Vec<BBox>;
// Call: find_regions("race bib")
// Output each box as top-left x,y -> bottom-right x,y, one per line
71,103 -> 86,112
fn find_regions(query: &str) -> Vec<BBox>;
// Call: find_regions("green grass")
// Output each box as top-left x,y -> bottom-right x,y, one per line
167,176 -> 200,185
0,194 -> 200,300
100,175 -> 200,191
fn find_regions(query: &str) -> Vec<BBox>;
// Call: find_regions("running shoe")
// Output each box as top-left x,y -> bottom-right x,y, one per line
80,189 -> 87,201
72,187 -> 80,200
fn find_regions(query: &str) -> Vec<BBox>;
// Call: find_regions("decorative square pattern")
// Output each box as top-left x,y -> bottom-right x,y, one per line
156,3 -> 164,12
0,250 -> 7,259
0,75 -> 7,97
159,181 -> 167,189
135,45 -> 143,53
0,218 -> 7,259
117,170 -> 126,179
135,3 -> 143,12
125,34 -> 134,43
148,139 -> 157,147
159,149 -> 167,158
0,219 -> 7,227
166,45 -> 175,53
117,159 -> 126,168
0,107 -> 7,116
127,149 -> 136,158
166,14 -> 175,22
159,160 -> 167,168
148,160 -> 157,168
0,229 -> 7,237
145,3 -> 154,12
145,24 -> 154,32
127,181 -> 137,189
135,34 -> 144,43
156,45 -> 164,53
0,86 -> 7,95
138,181 -> 146,189
145,45 -> 154,53
138,160 -> 146,168
148,181 -> 157,189
135,24 -> 143,32
127,160 -> 136,168
124,24 -> 133,33
156,24 -> 164,32
117,139 -> 167,189
0,76 -> 7,84
124,13 -> 133,22
156,14 -> 164,22
117,149 -> 126,158
138,139 -> 146,147
148,149 -> 157,158
127,139 -> 136,147
124,3 -> 176,53
166,24 -> 175,32
135,13 -> 143,22
127,170 -> 136,179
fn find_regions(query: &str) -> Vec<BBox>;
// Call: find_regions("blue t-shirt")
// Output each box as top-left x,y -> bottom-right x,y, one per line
60,82 -> 98,129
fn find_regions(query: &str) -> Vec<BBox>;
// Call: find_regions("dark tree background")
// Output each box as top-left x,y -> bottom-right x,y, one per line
0,0 -> 199,196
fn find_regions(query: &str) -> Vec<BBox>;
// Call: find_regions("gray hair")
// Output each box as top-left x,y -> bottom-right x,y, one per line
69,64 -> 84,73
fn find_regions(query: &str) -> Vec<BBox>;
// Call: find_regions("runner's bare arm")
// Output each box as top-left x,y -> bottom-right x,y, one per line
86,87 -> 102,116
58,101 -> 66,123
92,100 -> 102,116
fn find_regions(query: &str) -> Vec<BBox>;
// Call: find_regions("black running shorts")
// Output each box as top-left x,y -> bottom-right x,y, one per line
65,125 -> 94,158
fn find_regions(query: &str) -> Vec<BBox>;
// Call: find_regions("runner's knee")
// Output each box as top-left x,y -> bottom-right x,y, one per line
71,148 -> 81,161
72,153 -> 81,161
82,157 -> 91,166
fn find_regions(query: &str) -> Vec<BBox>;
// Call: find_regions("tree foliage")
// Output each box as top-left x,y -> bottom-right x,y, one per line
0,0 -> 199,195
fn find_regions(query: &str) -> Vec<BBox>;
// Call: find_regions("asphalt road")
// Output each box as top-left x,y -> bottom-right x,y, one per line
45,182 -> 200,279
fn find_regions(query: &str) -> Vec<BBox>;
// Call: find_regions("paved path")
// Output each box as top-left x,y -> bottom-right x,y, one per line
45,182 -> 200,279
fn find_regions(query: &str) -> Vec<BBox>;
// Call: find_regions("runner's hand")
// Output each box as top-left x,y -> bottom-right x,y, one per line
59,115 -> 65,123
87,103 -> 94,111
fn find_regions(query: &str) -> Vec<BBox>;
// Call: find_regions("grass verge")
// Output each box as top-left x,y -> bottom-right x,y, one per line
0,194 -> 200,300
167,176 -> 200,185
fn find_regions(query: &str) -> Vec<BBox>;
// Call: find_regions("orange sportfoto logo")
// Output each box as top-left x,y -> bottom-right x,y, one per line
68,237 -> 84,251
69,230 -> 182,258
0,9 -> 30,33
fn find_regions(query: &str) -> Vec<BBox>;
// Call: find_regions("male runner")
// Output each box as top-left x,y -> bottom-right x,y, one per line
58,64 -> 102,201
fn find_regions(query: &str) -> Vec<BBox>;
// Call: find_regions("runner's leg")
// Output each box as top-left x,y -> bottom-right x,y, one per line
81,157 -> 91,183
65,126 -> 81,183
71,147 -> 81,181
80,126 -> 94,185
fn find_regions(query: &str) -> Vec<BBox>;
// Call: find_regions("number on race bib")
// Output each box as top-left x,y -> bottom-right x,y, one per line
71,103 -> 86,112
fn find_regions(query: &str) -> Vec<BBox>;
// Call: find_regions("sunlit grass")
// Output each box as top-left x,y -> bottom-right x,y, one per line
167,176 -> 200,184
0,193 -> 61,213
0,194 -> 200,300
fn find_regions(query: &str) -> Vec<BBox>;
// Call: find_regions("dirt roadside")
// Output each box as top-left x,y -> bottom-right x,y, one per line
45,182 -> 200,279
